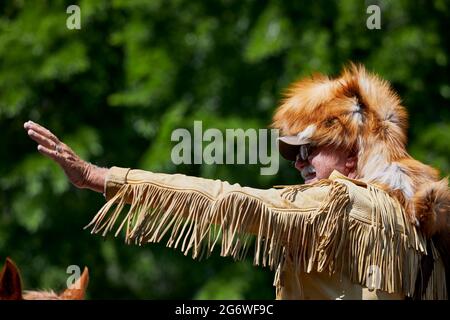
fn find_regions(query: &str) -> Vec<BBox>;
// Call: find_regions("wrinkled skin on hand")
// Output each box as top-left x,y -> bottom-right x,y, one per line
23,121 -> 106,193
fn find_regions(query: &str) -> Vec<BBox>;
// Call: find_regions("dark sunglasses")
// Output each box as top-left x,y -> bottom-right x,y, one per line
296,144 -> 313,162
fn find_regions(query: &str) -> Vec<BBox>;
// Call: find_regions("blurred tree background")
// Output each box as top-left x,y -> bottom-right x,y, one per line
0,0 -> 449,299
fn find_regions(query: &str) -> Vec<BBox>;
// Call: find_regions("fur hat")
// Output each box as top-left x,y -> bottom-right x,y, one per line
272,63 -> 449,238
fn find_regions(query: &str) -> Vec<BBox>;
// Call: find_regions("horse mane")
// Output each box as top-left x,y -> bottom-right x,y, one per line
22,290 -> 62,300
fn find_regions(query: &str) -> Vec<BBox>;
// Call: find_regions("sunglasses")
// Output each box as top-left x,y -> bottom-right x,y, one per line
296,144 -> 313,162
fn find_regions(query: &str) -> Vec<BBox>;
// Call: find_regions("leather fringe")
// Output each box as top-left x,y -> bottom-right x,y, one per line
85,180 -> 446,299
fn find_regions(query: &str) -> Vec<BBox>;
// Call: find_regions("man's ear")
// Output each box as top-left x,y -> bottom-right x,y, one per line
0,258 -> 23,300
60,267 -> 89,300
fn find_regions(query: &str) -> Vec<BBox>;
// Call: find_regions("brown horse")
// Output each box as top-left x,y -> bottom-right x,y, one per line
0,257 -> 89,300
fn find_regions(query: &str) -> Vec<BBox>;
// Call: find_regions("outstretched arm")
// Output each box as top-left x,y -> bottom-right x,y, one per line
23,121 -> 107,193
22,121 -> 426,298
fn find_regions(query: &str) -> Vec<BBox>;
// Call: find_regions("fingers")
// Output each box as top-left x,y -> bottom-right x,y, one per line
36,145 -> 64,164
27,129 -> 58,150
23,121 -> 60,144
23,121 -> 65,163
24,120 -> 80,161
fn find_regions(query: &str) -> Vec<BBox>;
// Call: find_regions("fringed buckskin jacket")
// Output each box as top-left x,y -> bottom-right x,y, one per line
86,167 -> 447,300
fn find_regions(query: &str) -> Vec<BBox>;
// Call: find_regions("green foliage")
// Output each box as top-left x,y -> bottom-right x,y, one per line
244,4 -> 293,63
0,0 -> 448,299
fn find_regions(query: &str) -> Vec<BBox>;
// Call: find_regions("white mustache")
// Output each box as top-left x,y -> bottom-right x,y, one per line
301,165 -> 316,180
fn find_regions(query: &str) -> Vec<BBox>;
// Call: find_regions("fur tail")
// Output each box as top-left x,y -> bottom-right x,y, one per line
413,178 -> 450,238
412,178 -> 450,299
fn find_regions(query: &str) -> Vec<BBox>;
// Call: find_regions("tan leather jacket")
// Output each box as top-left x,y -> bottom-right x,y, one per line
86,167 -> 447,300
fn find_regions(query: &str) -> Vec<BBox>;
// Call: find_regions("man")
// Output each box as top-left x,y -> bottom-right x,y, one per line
24,64 -> 449,300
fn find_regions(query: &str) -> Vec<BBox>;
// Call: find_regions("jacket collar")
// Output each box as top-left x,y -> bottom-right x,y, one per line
329,170 -> 367,187
273,170 -> 367,189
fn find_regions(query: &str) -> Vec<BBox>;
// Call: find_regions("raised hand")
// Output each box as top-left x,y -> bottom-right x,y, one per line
23,121 -> 107,193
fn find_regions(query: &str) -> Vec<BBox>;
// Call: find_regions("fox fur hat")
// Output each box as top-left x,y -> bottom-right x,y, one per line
272,63 -> 449,239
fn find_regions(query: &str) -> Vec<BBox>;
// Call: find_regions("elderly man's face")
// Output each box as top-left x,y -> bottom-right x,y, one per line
295,145 -> 356,184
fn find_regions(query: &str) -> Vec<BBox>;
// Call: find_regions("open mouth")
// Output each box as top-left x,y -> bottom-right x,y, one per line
299,165 -> 317,183
302,173 -> 317,183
